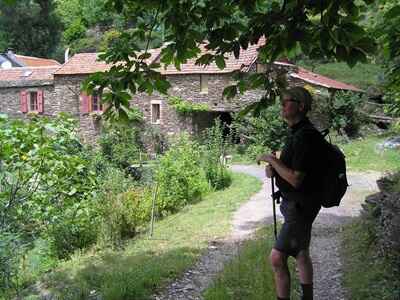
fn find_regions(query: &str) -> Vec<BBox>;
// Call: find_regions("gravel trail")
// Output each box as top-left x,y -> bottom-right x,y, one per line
153,165 -> 381,300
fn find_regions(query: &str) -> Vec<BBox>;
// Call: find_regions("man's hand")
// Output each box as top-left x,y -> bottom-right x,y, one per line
256,153 -> 277,165
265,164 -> 274,178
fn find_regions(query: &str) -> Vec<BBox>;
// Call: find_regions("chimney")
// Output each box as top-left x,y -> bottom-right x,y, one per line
64,48 -> 70,63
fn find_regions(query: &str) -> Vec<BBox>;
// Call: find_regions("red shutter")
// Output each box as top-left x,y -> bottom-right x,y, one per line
20,91 -> 28,113
37,90 -> 44,113
80,92 -> 90,113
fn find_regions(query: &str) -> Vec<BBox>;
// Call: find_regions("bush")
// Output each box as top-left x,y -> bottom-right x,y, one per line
324,91 -> 364,137
155,134 -> 209,215
0,231 -> 27,297
98,186 -> 153,247
201,119 -> 232,190
231,103 -> 288,159
99,123 -> 144,169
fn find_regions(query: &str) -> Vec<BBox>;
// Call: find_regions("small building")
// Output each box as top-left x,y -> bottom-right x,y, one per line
0,44 -> 362,144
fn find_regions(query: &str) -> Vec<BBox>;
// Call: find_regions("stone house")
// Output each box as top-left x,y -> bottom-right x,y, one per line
0,44 -> 362,144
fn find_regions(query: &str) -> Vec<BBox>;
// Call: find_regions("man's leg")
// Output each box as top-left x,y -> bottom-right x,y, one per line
296,249 -> 313,300
270,248 -> 290,300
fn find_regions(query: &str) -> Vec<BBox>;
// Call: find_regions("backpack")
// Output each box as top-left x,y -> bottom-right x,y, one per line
318,129 -> 349,208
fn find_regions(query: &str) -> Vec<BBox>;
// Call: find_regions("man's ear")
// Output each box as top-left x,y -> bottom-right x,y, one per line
298,102 -> 306,112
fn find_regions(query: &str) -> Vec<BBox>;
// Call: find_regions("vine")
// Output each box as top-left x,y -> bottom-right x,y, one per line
168,96 -> 209,115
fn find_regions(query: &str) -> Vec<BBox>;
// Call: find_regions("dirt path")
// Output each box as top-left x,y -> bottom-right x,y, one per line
153,165 -> 381,300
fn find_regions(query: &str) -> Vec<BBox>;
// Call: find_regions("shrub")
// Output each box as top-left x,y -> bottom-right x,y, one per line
0,231 -> 26,297
231,103 -> 288,159
98,187 -> 153,247
99,123 -> 144,169
324,91 -> 364,137
155,134 -> 209,215
94,166 -> 153,247
201,119 -> 232,190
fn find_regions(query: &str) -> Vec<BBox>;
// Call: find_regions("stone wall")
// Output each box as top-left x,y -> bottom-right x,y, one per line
0,84 -> 56,118
131,73 -> 265,140
363,174 -> 400,263
54,75 -> 102,145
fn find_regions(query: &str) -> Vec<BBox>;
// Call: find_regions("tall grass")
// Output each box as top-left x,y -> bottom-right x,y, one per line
341,219 -> 400,300
203,226 -> 299,300
21,173 -> 262,300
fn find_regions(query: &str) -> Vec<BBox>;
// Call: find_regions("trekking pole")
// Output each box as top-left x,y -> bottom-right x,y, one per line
271,174 -> 278,241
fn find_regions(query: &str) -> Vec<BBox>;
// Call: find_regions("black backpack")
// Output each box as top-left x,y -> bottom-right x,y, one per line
318,129 -> 349,208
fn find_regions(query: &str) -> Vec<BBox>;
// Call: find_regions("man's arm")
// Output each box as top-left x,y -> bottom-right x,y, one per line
257,154 -> 305,189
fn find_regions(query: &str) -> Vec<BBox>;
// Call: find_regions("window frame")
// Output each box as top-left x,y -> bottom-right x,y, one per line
29,91 -> 39,112
200,74 -> 209,94
151,100 -> 162,124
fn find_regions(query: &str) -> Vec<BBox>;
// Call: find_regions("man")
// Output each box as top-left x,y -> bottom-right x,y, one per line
257,86 -> 324,300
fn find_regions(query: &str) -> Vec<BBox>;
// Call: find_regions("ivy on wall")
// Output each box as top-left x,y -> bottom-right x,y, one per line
168,96 -> 209,115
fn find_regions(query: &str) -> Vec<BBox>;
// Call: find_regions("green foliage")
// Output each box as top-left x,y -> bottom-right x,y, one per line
168,96 -> 209,115
203,226 -> 298,300
0,114 -> 98,294
232,103 -> 288,159
63,19 -> 87,45
201,119 -> 232,190
297,61 -> 383,91
83,0 -> 377,121
0,0 -> 62,58
20,173 -> 262,300
326,91 -> 363,136
98,184 -> 153,248
99,122 -> 144,169
0,231 -> 27,297
342,218 -> 400,300
366,1 -> 400,118
155,134 -> 209,215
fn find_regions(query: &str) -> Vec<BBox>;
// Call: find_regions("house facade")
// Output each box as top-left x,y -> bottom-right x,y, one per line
0,45 -> 362,145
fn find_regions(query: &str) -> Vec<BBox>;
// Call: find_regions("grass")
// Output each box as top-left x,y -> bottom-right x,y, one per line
341,218 -> 400,300
203,226 -> 299,300
22,172 -> 262,300
339,135 -> 400,172
298,61 -> 383,90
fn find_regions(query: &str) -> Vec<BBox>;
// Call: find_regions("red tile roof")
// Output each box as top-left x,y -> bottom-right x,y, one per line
15,55 -> 61,67
54,53 -> 110,75
0,66 -> 60,82
289,67 -> 363,92
54,49 -> 162,75
157,41 -> 262,74
54,39 -> 362,92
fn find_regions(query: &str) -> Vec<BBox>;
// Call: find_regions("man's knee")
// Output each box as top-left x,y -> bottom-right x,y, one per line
269,248 -> 287,272
296,250 -> 311,265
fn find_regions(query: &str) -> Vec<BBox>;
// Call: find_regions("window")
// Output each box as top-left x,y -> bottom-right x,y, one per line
200,74 -> 208,94
256,63 -> 267,73
80,90 -> 103,114
151,101 -> 161,124
29,91 -> 38,111
91,91 -> 103,112
20,90 -> 44,113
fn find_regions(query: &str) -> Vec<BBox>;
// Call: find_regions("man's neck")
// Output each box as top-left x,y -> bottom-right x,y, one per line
287,115 -> 306,127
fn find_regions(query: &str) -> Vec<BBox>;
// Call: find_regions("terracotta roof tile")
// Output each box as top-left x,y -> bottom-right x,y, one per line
54,39 -> 362,92
158,38 -> 265,75
0,66 -> 59,82
55,49 -> 162,75
15,55 -> 61,67
54,53 -> 109,75
290,67 -> 363,92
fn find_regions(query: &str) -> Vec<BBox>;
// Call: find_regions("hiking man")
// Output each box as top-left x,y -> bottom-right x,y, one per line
257,86 -> 323,300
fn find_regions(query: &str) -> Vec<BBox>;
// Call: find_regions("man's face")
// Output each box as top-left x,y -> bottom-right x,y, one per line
280,96 -> 303,122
